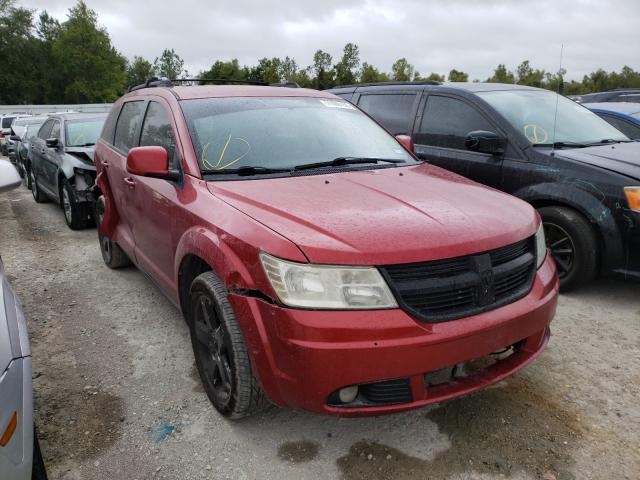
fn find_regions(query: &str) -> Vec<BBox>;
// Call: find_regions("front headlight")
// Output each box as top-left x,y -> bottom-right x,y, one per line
260,252 -> 398,309
535,222 -> 547,269
624,186 -> 640,213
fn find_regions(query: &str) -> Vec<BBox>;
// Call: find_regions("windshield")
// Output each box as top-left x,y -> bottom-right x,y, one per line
181,97 -> 415,176
65,118 -> 105,147
25,121 -> 45,140
477,90 -> 629,145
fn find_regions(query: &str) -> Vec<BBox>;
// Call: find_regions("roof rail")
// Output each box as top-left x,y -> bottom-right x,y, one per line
332,80 -> 442,89
127,77 -> 301,93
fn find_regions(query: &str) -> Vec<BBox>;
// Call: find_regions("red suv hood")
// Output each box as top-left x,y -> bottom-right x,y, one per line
208,164 -> 537,265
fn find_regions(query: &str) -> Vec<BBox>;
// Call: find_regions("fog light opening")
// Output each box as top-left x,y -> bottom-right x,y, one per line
338,385 -> 359,404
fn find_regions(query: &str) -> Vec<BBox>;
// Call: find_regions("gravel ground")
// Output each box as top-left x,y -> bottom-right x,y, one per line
0,158 -> 638,480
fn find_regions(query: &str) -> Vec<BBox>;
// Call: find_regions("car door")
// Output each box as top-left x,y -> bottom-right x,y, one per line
108,100 -> 147,259
413,94 -> 508,188
30,119 -> 53,182
126,99 -> 182,294
40,119 -> 62,196
356,92 -> 420,135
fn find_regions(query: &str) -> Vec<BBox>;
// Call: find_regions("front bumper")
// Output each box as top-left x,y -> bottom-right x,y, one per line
230,255 -> 559,416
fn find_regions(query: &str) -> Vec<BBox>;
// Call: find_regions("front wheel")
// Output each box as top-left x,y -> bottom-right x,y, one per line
61,178 -> 91,230
189,271 -> 269,419
539,206 -> 598,292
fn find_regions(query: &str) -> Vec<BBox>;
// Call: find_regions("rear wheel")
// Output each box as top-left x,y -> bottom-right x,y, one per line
30,170 -> 47,203
539,206 -> 598,292
96,195 -> 131,268
189,271 -> 269,419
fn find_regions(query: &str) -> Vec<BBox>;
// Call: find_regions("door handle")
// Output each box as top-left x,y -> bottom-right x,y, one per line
101,160 -> 109,169
123,177 -> 136,188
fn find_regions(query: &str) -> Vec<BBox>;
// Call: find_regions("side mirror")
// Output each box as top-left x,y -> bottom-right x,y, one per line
395,134 -> 415,153
9,135 -> 20,142
126,146 -> 179,181
465,131 -> 506,155
46,137 -> 59,149
0,161 -> 21,193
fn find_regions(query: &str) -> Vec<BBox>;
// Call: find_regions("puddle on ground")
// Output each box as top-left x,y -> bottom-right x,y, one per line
278,440 -> 320,463
338,378 -> 581,480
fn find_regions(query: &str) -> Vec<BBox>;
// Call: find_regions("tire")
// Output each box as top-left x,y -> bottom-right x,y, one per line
30,170 -> 48,203
189,271 -> 269,419
61,178 -> 91,230
32,427 -> 48,480
95,195 -> 131,269
539,206 -> 598,292
24,163 -> 32,189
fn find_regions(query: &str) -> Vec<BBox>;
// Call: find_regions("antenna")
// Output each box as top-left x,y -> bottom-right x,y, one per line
550,44 -> 564,156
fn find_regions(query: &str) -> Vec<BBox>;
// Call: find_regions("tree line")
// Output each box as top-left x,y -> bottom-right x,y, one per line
2,0 -> 639,105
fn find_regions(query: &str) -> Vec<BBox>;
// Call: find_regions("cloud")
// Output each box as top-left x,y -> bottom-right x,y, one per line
24,0 -> 640,80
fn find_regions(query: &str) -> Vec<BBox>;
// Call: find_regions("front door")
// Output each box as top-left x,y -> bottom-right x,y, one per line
413,94 -> 506,188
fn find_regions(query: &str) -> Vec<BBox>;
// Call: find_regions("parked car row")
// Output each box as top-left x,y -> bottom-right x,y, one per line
3,79 -> 637,425
328,82 -> 640,291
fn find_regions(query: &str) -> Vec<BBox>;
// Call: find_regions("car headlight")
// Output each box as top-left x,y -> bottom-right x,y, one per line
624,186 -> 640,213
260,252 -> 398,309
535,223 -> 547,269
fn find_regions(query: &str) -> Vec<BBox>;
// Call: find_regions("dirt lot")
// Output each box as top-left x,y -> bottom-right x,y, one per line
0,158 -> 638,480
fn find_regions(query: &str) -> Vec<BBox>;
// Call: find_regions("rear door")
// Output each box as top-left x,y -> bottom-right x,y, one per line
40,119 -> 62,195
30,119 -> 53,180
127,99 -> 183,294
413,94 -> 507,188
108,100 -> 147,258
356,91 -> 420,135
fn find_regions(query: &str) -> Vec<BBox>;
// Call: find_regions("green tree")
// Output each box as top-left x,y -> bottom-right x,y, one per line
202,58 -> 247,81
154,48 -> 184,79
360,62 -> 389,83
312,49 -> 334,89
127,56 -> 154,87
391,58 -> 414,81
487,64 -> 515,83
448,69 -> 469,82
51,1 -> 126,103
334,43 -> 360,85
0,0 -> 42,103
516,60 -> 545,87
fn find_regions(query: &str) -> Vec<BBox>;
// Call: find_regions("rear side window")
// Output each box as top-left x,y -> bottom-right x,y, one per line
417,96 -> 494,149
114,101 -> 145,153
139,102 -> 179,169
101,105 -> 121,145
2,116 -> 15,128
38,120 -> 54,140
357,94 -> 416,135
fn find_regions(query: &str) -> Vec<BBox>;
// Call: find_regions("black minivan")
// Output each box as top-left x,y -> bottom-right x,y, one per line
328,82 -> 640,291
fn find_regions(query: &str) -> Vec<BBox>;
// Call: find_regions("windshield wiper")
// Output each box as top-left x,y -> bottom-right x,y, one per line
69,142 -> 96,147
201,165 -> 292,176
593,139 -> 633,145
294,157 -> 404,171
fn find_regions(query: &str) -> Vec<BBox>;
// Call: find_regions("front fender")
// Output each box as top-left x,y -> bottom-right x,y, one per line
513,181 -> 625,270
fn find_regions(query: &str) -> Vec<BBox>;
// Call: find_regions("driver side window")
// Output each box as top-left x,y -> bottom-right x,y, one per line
38,120 -> 54,140
417,96 -> 494,150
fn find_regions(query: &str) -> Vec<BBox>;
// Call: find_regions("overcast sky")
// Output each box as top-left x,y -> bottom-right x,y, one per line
24,0 -> 640,81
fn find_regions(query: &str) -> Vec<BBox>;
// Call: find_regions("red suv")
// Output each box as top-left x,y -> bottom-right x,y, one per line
94,80 -> 558,418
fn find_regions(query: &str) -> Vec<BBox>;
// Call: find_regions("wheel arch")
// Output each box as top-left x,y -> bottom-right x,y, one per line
515,182 -> 624,273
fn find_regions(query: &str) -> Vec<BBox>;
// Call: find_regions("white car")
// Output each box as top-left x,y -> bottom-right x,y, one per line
0,161 -> 47,480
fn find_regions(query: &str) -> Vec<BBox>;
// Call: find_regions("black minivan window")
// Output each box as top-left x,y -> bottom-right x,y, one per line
358,94 -> 416,135
139,102 -> 178,168
114,101 -> 145,153
418,96 -> 493,149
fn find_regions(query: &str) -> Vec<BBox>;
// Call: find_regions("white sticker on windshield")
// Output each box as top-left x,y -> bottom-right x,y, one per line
320,99 -> 356,109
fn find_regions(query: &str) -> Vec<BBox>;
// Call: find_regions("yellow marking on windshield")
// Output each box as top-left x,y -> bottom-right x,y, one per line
523,124 -> 548,144
201,134 -> 252,171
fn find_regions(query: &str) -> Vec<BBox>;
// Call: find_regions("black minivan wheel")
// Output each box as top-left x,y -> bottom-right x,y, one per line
95,195 -> 131,269
539,206 -> 598,292
188,271 -> 268,419
61,178 -> 91,230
